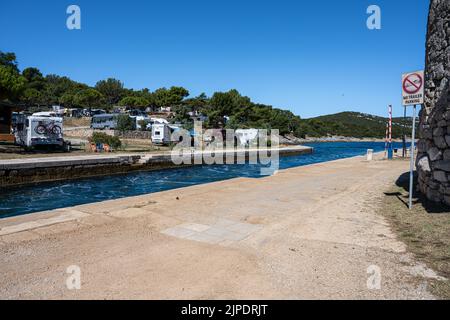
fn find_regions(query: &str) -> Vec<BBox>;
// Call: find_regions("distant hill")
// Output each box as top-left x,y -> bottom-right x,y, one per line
300,112 -> 414,139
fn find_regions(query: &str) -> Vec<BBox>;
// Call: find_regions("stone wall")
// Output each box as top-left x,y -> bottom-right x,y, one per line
65,128 -> 151,140
116,130 -> 152,140
417,0 -> 450,205
64,127 -> 96,138
0,155 -> 178,187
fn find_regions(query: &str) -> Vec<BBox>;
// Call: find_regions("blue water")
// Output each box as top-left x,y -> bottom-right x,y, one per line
0,142 -> 405,218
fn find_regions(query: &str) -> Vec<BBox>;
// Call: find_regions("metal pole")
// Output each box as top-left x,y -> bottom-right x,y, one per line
403,105 -> 407,158
388,105 -> 393,159
385,123 -> 388,158
409,105 -> 417,210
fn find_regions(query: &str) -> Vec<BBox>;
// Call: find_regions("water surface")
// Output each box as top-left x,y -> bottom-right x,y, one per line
0,142 -> 405,218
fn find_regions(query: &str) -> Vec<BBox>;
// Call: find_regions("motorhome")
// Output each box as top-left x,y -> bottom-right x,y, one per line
91,114 -> 120,130
65,108 -> 83,118
13,113 -> 69,150
52,105 -> 65,117
134,117 -> 170,131
83,109 -> 106,117
151,123 -> 180,145
150,117 -> 169,125
151,123 -> 171,145
131,115 -> 151,130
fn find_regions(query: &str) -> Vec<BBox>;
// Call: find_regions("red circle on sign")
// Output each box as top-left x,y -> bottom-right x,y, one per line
403,73 -> 423,94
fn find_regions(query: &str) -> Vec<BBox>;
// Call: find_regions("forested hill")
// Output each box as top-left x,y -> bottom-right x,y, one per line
300,112 -> 414,139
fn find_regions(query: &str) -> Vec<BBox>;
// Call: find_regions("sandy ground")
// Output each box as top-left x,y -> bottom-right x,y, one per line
0,154 -> 440,299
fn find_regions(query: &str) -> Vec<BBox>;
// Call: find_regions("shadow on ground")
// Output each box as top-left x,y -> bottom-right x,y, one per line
384,171 -> 449,214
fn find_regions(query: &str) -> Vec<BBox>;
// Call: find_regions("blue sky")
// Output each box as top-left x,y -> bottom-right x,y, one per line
0,0 -> 429,118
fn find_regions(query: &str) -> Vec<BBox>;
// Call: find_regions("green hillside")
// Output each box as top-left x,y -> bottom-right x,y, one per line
300,112 -> 414,139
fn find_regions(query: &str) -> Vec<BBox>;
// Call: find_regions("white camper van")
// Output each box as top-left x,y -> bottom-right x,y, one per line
151,123 -> 181,145
13,113 -> 69,150
151,123 -> 172,145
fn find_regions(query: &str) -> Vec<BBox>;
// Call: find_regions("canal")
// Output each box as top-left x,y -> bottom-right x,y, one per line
0,142 -> 407,218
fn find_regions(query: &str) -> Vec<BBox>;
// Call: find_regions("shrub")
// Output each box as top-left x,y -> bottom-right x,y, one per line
138,119 -> 150,131
116,114 -> 135,132
90,132 -> 122,150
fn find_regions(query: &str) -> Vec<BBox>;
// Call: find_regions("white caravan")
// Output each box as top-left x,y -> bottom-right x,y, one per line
151,123 -> 172,145
151,123 -> 181,145
132,115 -> 152,130
13,113 -> 69,150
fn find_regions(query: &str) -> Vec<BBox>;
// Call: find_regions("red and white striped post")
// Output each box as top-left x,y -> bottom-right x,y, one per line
387,105 -> 393,159
385,123 -> 389,158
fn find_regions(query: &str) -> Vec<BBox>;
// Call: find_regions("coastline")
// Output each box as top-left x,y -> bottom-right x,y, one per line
0,152 -> 436,299
298,137 -> 408,143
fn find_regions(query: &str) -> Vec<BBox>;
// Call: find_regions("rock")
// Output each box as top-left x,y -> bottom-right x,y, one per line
421,129 -> 433,139
433,170 -> 448,182
438,119 -> 448,127
446,135 -> 450,146
428,147 -> 442,161
435,160 -> 450,172
444,149 -> 450,160
427,178 -> 442,190
440,184 -> 447,195
417,156 -> 431,172
444,196 -> 450,206
434,136 -> 448,148
435,63 -> 445,80
444,110 -> 450,120
433,127 -> 444,136
417,140 -> 428,153
419,183 -> 428,195
427,188 -> 443,203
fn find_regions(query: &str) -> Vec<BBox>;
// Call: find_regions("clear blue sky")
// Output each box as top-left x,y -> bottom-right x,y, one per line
0,0 -> 429,118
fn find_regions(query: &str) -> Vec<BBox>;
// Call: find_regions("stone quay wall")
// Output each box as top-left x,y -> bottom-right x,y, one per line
0,155 -> 177,188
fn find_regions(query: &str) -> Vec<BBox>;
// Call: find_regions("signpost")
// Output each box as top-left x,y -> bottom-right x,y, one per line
402,71 -> 424,210
387,105 -> 393,159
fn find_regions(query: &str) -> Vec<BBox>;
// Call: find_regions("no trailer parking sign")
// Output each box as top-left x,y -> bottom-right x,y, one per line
401,70 -> 424,210
402,71 -> 424,106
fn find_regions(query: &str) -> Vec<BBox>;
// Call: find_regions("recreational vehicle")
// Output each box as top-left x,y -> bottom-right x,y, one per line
13,113 -> 69,150
131,115 -> 151,130
151,123 -> 171,145
83,109 -> 106,117
91,114 -> 120,130
151,123 -> 180,145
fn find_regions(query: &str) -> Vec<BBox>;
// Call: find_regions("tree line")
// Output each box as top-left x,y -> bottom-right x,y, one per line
3,51 -> 402,139
0,50 -> 308,136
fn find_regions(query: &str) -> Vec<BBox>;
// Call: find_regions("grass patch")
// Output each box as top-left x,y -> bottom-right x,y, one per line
380,183 -> 450,299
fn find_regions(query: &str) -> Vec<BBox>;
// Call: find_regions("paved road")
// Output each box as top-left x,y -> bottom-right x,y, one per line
0,154 -> 438,299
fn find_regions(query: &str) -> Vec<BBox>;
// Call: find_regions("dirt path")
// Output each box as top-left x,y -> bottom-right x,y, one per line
0,154 -> 439,299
